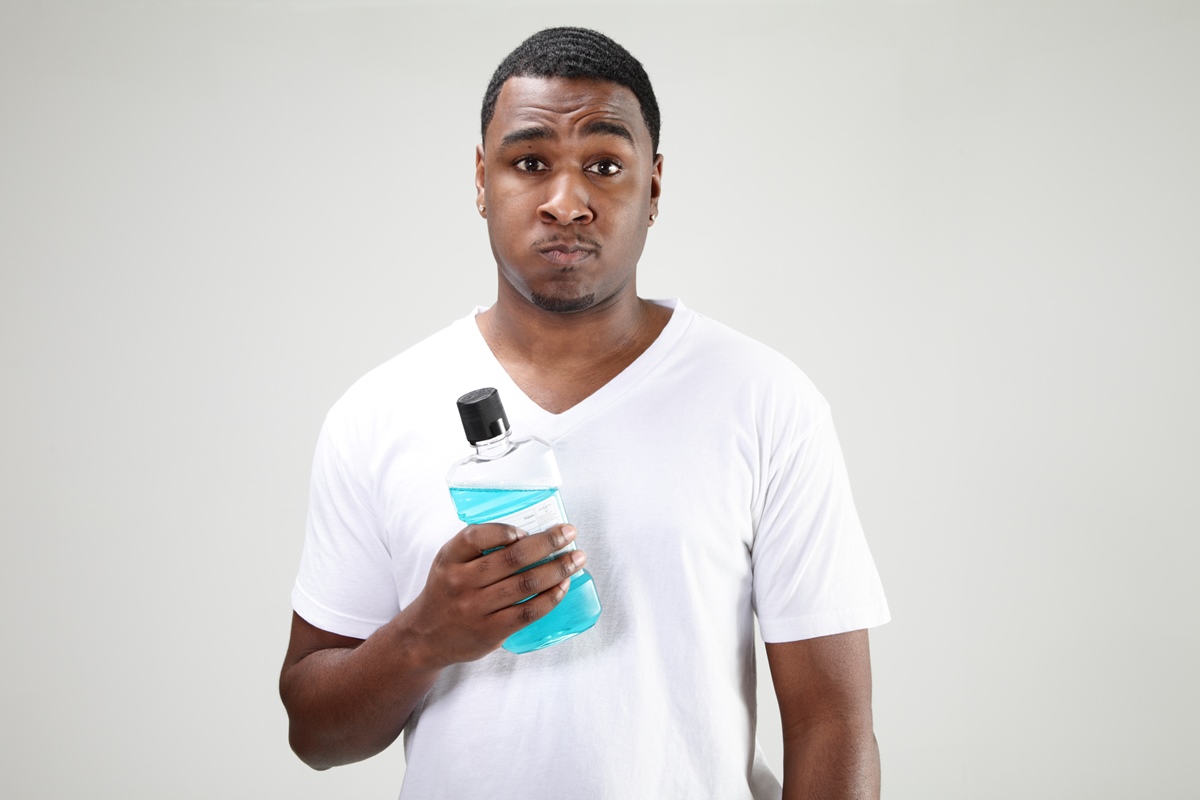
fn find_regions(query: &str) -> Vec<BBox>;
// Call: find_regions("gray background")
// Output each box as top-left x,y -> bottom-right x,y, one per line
2,0 -> 1197,797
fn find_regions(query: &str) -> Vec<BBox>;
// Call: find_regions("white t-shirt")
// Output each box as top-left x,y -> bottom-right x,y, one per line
292,299 -> 890,799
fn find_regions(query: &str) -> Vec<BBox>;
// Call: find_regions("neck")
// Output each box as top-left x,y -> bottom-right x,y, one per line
481,284 -> 661,368
475,284 -> 673,414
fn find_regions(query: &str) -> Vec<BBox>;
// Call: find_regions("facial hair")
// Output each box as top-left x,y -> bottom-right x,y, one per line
529,291 -> 597,313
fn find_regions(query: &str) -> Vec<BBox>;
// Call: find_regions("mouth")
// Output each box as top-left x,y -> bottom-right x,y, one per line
537,246 -> 595,267
534,235 -> 600,267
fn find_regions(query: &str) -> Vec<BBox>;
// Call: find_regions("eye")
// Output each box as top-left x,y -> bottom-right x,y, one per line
586,159 -> 622,177
514,156 -> 547,172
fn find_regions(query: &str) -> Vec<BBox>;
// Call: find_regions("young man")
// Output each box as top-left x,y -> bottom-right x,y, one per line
281,27 -> 889,799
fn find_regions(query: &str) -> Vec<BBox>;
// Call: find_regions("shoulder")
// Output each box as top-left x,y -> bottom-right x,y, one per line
320,311 -> 484,451
672,303 -> 831,435
685,308 -> 809,374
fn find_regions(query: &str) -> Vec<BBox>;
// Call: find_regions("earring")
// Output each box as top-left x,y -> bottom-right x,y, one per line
479,204 -> 486,215
649,212 -> 657,223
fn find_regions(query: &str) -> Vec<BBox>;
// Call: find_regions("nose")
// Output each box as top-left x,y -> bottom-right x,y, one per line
537,171 -> 593,225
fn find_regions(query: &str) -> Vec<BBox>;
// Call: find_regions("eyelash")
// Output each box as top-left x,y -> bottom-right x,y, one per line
588,159 -> 622,177
513,157 -> 623,176
515,156 -> 547,172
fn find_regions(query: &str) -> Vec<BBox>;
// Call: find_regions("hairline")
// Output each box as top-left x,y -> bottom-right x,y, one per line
483,77 -> 659,154
487,78 -> 647,152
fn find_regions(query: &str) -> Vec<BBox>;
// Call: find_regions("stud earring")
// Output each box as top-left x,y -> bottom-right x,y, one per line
649,212 -> 657,223
479,204 -> 486,215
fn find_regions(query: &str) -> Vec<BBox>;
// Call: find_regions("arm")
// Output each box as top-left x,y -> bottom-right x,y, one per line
766,629 -> 880,800
279,522 -> 584,769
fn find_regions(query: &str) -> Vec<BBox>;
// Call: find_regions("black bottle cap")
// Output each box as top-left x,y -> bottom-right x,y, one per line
456,387 -> 510,444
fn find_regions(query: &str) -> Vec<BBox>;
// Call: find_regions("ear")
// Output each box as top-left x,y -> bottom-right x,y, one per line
475,144 -> 486,215
648,153 -> 663,225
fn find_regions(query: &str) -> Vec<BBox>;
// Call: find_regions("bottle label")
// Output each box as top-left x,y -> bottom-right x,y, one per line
490,493 -> 575,556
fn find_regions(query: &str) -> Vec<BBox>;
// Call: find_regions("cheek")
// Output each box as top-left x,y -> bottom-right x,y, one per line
602,194 -> 650,233
486,214 -> 530,266
607,180 -> 651,213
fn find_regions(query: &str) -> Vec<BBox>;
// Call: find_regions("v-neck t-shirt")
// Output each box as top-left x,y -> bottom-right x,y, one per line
292,298 -> 889,799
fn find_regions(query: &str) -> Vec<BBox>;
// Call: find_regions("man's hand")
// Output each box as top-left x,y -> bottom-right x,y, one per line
402,521 -> 586,666
280,521 -> 585,769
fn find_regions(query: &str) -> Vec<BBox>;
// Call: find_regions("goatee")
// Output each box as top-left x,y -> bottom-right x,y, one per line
529,291 -> 596,313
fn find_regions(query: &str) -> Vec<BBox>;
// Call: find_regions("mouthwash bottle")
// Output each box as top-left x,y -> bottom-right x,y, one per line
447,387 -> 601,653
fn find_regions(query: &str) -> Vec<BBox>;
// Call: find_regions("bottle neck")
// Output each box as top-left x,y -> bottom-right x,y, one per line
473,432 -> 513,460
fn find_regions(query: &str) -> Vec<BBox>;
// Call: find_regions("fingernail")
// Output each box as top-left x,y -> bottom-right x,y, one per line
562,524 -> 576,541
513,527 -> 528,539
571,551 -> 586,567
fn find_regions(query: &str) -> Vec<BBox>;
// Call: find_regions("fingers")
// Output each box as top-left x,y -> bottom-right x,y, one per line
484,550 -> 587,614
441,522 -> 527,563
478,523 -> 576,576
412,523 -> 587,664
443,522 -> 576,570
490,574 -> 575,633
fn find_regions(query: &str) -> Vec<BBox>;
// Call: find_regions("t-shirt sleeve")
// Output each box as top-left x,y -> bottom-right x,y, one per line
291,414 -> 400,640
752,402 -> 890,643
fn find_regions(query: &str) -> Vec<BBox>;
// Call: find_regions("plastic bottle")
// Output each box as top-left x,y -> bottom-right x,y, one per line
447,387 -> 601,653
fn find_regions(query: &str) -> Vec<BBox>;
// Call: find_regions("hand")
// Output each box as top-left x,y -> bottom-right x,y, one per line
401,522 -> 586,666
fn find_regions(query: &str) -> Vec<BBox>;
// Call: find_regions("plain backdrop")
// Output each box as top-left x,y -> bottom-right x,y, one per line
2,1 -> 1197,797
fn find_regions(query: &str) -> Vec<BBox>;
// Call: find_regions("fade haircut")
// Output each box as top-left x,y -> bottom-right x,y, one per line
481,27 -> 661,153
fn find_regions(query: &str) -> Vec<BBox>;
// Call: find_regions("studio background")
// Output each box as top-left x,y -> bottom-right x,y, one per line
2,1 -> 1197,798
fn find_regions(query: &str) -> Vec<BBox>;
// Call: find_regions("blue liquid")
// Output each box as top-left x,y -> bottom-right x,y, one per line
448,486 -> 601,653
449,486 -> 560,525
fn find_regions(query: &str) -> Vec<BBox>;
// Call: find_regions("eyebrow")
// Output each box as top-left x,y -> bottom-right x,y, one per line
581,120 -> 635,146
498,120 -> 636,150
499,126 -> 555,149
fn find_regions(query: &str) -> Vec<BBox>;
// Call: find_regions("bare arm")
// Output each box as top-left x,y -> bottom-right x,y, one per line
279,522 -> 585,769
766,629 -> 880,800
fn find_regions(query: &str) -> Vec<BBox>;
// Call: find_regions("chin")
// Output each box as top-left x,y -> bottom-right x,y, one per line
529,291 -> 597,313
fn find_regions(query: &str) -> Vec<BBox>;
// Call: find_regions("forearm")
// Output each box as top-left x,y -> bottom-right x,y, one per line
280,523 -> 580,769
280,610 -> 442,770
781,717 -> 880,800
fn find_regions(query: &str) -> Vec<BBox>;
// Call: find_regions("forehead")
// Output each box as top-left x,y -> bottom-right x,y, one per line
487,75 -> 650,149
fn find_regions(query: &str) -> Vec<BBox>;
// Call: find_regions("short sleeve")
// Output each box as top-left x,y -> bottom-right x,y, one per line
752,406 -> 890,643
291,414 -> 400,639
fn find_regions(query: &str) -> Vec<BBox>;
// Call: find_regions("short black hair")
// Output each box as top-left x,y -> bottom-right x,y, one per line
481,27 -> 661,153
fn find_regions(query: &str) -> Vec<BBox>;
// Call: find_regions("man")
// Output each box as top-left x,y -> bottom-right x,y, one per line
281,26 -> 889,799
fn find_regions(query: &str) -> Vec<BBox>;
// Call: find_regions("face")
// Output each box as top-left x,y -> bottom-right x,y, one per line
476,75 -> 662,314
